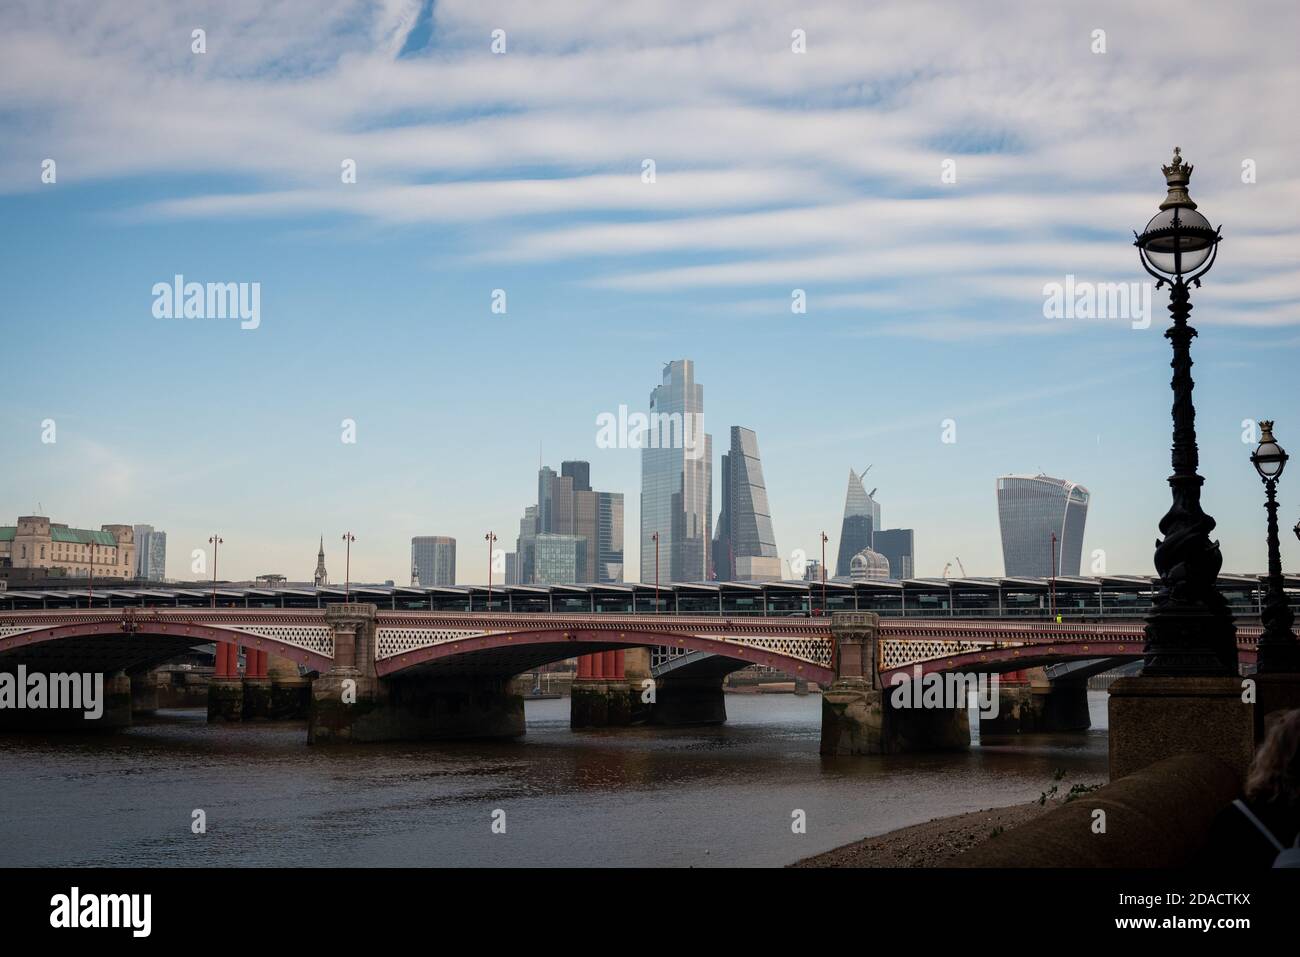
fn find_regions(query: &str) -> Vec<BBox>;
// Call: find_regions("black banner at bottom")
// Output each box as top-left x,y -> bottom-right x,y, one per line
1,867 -> 1292,942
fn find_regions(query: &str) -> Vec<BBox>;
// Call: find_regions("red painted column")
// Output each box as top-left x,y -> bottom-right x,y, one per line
578,654 -> 592,679
592,652 -> 605,679
218,642 -> 232,677
602,650 -> 617,679
255,649 -> 268,678
613,650 -> 625,679
1002,669 -> 1029,685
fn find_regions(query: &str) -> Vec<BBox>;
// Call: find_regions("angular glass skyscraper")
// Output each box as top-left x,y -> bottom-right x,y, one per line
835,469 -> 881,578
996,474 -> 1090,576
713,426 -> 780,581
641,359 -> 711,583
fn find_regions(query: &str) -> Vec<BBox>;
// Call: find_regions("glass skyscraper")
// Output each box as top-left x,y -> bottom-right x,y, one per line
517,463 -> 622,583
641,359 -> 711,583
133,524 -> 167,581
534,533 -> 583,584
996,474 -> 1090,576
411,536 -> 456,586
835,469 -> 881,578
872,528 -> 914,579
596,491 -> 624,583
712,426 -> 780,581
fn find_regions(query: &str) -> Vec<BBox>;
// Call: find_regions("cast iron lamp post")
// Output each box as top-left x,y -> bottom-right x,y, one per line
1251,421 -> 1299,673
1133,148 -> 1236,675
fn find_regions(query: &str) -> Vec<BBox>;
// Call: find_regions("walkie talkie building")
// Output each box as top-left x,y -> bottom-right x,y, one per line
997,474 -> 1090,577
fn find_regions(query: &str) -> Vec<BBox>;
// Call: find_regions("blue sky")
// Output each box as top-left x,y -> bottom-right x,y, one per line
1,0 -> 1298,584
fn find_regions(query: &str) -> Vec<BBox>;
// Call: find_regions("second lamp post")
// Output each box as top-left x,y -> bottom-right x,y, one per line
1251,422 -> 1299,673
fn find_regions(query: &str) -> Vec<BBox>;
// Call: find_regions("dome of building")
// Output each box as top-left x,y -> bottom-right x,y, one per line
849,547 -> 891,581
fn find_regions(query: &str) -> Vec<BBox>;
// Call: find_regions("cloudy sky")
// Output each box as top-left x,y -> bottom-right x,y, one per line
1,0 -> 1298,584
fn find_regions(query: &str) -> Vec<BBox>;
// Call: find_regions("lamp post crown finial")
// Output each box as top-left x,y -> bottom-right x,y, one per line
1160,147 -> 1197,210
1260,420 -> 1276,442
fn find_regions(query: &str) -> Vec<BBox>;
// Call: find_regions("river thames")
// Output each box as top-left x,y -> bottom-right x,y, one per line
0,693 -> 1109,867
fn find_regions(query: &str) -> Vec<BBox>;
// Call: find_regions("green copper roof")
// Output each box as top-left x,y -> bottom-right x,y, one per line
0,527 -> 14,542
49,527 -> 117,545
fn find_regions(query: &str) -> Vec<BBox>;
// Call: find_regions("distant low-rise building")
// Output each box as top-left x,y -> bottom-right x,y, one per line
0,515 -> 134,579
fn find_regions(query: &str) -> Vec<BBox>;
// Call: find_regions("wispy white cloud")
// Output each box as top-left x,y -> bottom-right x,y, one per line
2,0 -> 1297,336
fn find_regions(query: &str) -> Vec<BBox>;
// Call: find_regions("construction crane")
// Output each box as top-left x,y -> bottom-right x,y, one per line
941,557 -> 968,579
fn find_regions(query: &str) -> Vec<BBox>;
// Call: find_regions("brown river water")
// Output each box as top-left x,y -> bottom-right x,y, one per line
0,693 -> 1109,867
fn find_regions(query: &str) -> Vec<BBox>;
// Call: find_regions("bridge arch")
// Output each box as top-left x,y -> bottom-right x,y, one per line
879,641 -> 1146,684
0,618 -> 334,673
376,625 -> 836,684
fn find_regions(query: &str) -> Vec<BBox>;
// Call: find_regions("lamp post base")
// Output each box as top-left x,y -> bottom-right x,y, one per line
1254,672 -> 1300,742
1109,675 -> 1252,780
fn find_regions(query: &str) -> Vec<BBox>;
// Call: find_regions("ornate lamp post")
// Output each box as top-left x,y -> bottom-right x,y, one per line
652,531 -> 660,613
484,531 -> 497,611
1133,147 -> 1236,676
341,532 -> 355,602
820,531 -> 829,617
1251,422 -> 1299,673
208,534 -> 223,609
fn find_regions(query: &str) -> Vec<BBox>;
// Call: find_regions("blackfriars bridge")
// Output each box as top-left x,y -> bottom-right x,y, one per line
0,603 -> 1265,752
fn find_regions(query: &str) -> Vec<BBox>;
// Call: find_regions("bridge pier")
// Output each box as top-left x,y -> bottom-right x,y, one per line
821,612 -> 970,755
207,643 -> 243,723
1030,677 -> 1092,732
651,674 -> 727,726
0,668 -> 132,731
129,670 -> 159,715
571,651 -> 634,728
308,604 -> 525,743
268,653 -> 310,720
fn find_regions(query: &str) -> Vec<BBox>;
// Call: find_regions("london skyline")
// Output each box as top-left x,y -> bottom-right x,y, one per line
2,1 -> 1297,585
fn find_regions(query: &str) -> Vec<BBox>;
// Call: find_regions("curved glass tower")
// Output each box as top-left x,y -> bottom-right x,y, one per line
996,474 -> 1090,577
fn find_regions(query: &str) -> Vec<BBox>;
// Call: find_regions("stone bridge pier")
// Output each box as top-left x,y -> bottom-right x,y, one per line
820,612 -> 969,755
307,604 -> 524,744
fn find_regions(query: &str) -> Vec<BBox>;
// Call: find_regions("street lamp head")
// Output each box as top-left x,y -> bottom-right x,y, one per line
1134,148 -> 1221,285
1252,420 -> 1288,481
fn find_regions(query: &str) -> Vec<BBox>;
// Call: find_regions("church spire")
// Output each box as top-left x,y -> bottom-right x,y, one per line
314,536 -> 328,586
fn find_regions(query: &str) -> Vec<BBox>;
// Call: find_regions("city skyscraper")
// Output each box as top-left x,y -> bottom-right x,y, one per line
835,469 -> 882,578
996,474 -> 1090,577
712,426 -> 780,581
596,491 -> 624,583
641,359 -> 712,583
873,528 -> 915,579
517,462 -> 622,583
533,533 -> 584,584
133,524 -> 167,581
411,536 -> 456,587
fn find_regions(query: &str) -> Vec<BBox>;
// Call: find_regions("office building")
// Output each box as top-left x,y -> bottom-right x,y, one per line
133,524 -> 167,581
0,516 -> 134,579
873,528 -> 914,580
411,535 -> 456,587
997,474 -> 1090,577
835,469 -> 881,578
641,359 -> 712,583
713,426 -> 780,581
